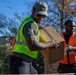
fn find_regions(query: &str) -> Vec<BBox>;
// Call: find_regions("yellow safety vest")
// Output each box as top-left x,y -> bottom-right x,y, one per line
12,16 -> 39,58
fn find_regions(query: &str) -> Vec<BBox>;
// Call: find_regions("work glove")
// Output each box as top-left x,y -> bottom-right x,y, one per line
65,46 -> 73,51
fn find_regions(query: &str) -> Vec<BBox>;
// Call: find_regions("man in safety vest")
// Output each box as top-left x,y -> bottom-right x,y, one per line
57,20 -> 76,73
10,1 -> 60,74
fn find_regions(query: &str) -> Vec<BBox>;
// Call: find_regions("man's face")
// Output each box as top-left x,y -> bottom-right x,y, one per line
65,22 -> 74,33
33,10 -> 46,23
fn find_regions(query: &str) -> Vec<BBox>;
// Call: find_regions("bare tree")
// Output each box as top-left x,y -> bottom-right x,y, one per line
36,0 -> 76,33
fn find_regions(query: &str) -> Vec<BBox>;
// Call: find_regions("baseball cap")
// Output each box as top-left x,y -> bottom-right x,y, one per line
33,1 -> 48,16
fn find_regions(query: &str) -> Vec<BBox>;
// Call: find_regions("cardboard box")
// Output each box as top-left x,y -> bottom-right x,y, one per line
40,26 -> 64,64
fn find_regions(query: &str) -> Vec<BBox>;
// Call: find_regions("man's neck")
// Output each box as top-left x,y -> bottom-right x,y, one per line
64,31 -> 73,35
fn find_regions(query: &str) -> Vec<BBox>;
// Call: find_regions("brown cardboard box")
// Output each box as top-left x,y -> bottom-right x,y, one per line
40,26 -> 64,64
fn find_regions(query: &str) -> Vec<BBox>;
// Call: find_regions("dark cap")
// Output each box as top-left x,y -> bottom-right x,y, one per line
33,1 -> 48,16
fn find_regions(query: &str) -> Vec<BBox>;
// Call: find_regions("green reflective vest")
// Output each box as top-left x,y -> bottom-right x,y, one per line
12,16 -> 39,58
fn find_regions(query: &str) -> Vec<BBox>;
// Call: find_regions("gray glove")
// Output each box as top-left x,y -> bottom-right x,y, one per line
65,46 -> 73,51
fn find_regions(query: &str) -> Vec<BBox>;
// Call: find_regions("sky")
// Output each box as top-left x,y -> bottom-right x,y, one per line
0,0 -> 76,20
0,0 -> 36,18
0,0 -> 76,33
0,0 -> 37,36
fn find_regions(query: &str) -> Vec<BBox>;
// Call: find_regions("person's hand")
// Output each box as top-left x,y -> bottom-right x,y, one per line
50,40 -> 60,48
65,46 -> 73,51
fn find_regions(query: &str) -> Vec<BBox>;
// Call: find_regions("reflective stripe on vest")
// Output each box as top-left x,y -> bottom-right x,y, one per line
12,16 -> 39,58
59,32 -> 76,64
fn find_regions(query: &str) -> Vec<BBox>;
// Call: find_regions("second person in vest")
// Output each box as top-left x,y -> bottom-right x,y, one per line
57,20 -> 76,73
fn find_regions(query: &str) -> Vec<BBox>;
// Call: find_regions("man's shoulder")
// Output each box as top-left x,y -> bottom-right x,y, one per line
24,21 -> 36,29
23,21 -> 37,34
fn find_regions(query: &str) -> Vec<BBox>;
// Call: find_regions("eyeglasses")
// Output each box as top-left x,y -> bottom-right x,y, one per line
37,14 -> 46,18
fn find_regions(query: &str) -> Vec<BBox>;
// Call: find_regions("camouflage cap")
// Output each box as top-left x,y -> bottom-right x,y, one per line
33,1 -> 48,16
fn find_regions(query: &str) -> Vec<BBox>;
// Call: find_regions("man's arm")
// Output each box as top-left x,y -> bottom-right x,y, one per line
23,22 -> 59,51
65,46 -> 76,51
26,37 -> 59,51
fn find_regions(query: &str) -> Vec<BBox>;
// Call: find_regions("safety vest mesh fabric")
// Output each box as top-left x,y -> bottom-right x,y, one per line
12,16 -> 39,58
59,32 -> 76,64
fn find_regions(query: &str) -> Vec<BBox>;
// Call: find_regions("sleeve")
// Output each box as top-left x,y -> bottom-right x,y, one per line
23,21 -> 37,39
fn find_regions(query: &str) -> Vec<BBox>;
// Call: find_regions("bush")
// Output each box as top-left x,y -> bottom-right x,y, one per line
0,45 -> 10,74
